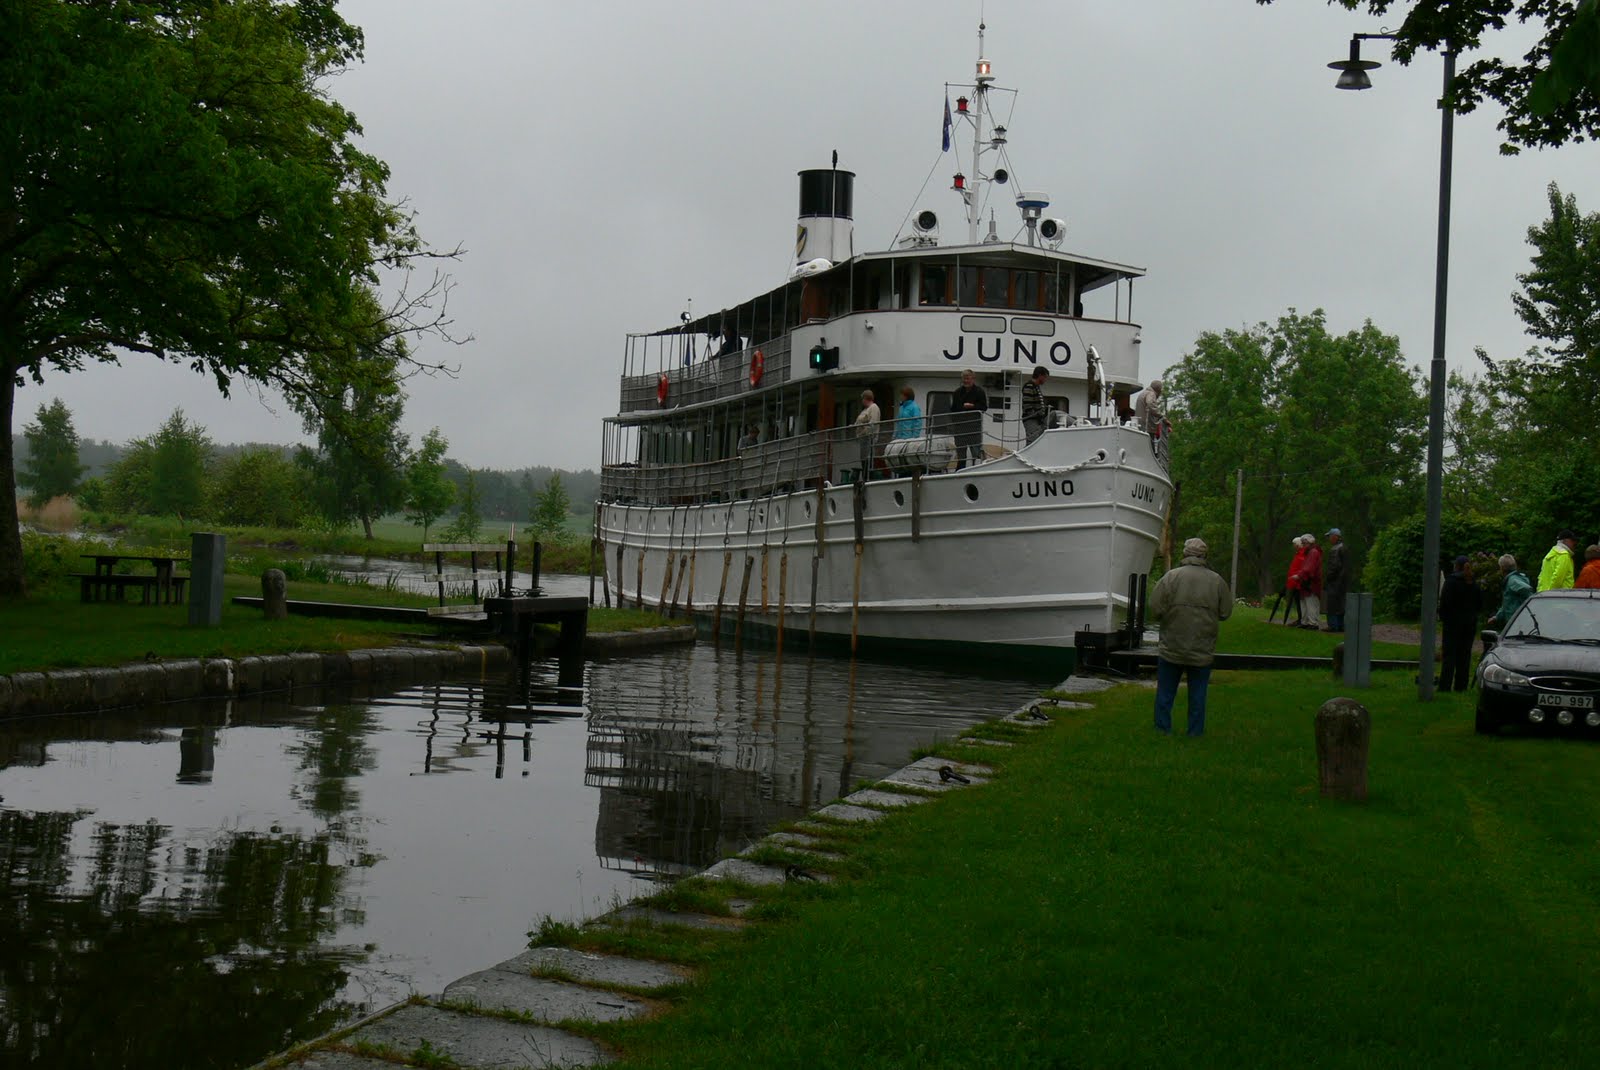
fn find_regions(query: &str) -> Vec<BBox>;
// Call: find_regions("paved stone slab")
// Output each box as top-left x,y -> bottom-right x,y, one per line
955,736 -> 1016,746
882,758 -> 991,792
287,1050 -> 396,1070
1052,675 -> 1116,693
756,831 -> 837,852
442,969 -> 650,1022
702,857 -> 788,885
602,905 -> 746,931
500,947 -> 691,990
844,788 -> 928,809
814,802 -> 887,823
347,1003 -> 606,1069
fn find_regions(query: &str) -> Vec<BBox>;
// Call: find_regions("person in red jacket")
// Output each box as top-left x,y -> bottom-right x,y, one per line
1296,533 -> 1324,629
1280,536 -> 1307,626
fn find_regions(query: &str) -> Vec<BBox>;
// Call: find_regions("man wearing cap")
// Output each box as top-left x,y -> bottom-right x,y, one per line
1323,528 -> 1349,632
1437,554 -> 1483,691
1021,366 -> 1050,445
1537,529 -> 1580,591
1296,533 -> 1323,630
1147,536 -> 1234,736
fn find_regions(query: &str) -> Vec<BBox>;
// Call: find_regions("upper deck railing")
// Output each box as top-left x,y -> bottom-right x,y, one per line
619,339 -> 793,415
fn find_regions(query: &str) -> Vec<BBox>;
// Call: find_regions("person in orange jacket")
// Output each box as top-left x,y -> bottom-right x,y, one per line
1577,546 -> 1600,588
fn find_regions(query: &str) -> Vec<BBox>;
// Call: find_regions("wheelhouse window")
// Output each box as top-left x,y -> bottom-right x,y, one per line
920,264 -> 950,306
983,267 -> 1010,307
957,266 -> 979,307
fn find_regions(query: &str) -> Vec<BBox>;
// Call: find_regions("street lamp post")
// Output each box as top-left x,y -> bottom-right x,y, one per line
1329,34 -> 1455,702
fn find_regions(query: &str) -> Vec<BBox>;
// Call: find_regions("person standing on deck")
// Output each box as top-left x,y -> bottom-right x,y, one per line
1021,366 -> 1050,445
853,389 -> 881,480
1134,379 -> 1164,436
1148,537 -> 1234,737
951,369 -> 988,469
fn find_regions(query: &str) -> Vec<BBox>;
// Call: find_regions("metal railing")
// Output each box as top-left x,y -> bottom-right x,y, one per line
601,415 -> 961,505
619,339 -> 793,413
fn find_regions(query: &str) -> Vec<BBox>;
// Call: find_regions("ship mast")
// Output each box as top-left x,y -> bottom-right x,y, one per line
965,22 -> 993,245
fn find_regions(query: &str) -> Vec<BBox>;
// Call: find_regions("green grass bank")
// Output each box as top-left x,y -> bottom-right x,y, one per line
577,671 -> 1598,1068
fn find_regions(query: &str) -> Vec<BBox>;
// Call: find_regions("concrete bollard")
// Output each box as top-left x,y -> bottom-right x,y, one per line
262,568 -> 288,620
188,532 -> 226,627
1331,641 -> 1345,680
1315,697 -> 1371,802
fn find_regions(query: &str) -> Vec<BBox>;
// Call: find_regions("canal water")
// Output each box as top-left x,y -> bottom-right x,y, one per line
0,641 -> 1052,1070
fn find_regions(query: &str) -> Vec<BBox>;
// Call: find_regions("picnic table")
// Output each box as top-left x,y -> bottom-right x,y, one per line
72,554 -> 190,605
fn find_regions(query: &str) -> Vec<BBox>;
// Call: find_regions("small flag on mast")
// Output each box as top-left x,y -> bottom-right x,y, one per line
942,94 -> 952,152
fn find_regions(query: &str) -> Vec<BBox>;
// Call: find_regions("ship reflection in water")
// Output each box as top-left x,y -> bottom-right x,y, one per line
0,644 -> 1049,1070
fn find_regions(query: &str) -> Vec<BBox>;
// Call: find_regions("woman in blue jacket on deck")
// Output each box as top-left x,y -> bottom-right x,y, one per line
893,386 -> 923,440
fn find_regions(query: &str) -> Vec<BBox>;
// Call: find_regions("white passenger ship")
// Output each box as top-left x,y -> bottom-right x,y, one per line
596,29 -> 1172,668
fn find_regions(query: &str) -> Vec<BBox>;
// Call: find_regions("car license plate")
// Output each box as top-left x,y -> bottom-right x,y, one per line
1536,693 -> 1596,709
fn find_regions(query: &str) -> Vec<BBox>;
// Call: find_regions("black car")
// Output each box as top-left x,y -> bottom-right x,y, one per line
1476,589 -> 1600,735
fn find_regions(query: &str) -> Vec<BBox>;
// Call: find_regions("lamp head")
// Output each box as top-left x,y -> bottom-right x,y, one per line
1329,37 -> 1380,90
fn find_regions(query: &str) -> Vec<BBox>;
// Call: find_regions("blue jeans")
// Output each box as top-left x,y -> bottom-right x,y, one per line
1153,658 -> 1213,737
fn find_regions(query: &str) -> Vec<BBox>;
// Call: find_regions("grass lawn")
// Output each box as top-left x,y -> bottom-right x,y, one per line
1219,604 -> 1419,660
585,670 -> 1600,1068
0,574 -> 439,675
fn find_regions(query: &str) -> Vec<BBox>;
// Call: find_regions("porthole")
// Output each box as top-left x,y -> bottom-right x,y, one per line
827,498 -> 838,516
774,505 -> 783,523
804,501 -> 813,519
964,483 -> 980,502
893,490 -> 905,507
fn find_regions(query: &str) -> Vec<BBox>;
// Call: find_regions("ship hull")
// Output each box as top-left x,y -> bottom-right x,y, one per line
597,425 -> 1171,669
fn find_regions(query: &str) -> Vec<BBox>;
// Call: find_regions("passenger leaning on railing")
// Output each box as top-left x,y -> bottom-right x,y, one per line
853,389 -> 881,479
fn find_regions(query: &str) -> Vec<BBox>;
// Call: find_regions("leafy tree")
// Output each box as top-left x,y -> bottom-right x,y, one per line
17,398 -> 84,507
1255,0 -> 1600,152
295,338 -> 411,539
0,0 -> 458,597
209,446 -> 307,528
530,474 -> 573,537
1466,184 -> 1600,557
442,471 -> 483,542
1167,309 -> 1426,597
404,428 -> 455,541
1364,510 -> 1513,617
103,411 -> 213,518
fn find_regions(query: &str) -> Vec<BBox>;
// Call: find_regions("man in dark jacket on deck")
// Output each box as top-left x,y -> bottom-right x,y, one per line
1148,537 -> 1234,737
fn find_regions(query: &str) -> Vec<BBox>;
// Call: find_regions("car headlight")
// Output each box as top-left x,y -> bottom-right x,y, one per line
1480,662 -> 1533,690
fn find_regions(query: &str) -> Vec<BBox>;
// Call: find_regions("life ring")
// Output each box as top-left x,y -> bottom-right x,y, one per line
749,349 -> 765,387
657,373 -> 669,405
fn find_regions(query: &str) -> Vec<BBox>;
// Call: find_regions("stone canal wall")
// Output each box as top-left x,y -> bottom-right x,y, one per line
0,644 -> 513,721
0,625 -> 699,722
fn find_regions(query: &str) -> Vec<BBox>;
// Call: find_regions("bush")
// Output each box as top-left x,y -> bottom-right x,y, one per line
1366,512 -> 1514,619
20,531 -> 80,592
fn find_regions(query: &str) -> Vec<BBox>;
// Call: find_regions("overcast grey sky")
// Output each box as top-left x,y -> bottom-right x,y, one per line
28,0 -> 1600,471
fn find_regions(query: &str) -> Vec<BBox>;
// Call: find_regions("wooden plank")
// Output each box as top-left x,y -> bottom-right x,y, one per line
426,604 -> 490,618
421,542 -> 508,553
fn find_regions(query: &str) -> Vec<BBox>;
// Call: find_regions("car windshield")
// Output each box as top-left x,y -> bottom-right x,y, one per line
1504,598 -> 1600,643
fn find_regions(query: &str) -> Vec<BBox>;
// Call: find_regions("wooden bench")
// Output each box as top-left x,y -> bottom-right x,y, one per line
70,572 -> 158,604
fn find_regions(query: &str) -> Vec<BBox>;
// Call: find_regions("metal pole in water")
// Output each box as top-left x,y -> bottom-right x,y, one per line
714,549 -> 732,638
736,555 -> 755,645
777,551 -> 788,650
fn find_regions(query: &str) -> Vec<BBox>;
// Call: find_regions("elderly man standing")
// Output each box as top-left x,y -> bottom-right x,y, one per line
1148,537 -> 1234,737
1322,528 -> 1349,632
1134,378 -> 1165,435
852,389 -> 881,480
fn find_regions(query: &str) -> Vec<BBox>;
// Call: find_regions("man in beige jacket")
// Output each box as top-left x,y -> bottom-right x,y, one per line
1148,537 -> 1234,736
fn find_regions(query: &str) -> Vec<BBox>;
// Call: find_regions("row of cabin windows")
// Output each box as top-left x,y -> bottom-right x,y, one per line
844,265 -> 1083,318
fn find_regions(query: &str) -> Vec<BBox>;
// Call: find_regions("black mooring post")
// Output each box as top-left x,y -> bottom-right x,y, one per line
532,541 -> 543,596
1126,573 -> 1139,648
1136,573 -> 1149,642
504,538 -> 517,597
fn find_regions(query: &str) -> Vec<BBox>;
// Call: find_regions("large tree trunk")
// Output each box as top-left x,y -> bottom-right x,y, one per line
0,368 -> 25,599
362,514 -> 374,540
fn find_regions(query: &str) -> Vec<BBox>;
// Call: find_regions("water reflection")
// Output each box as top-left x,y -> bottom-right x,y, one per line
0,646 -> 1048,1068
